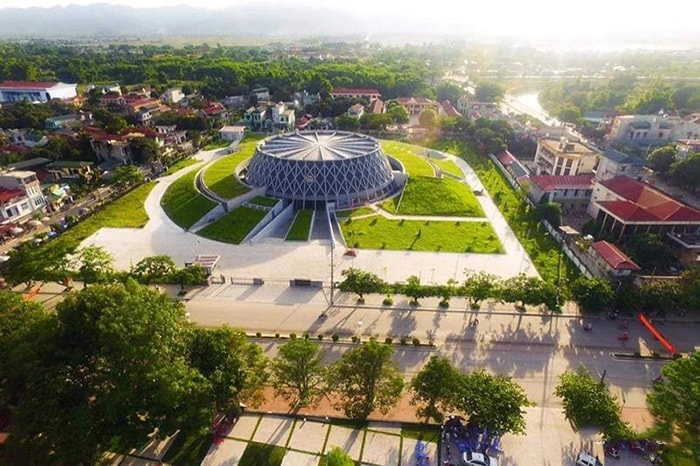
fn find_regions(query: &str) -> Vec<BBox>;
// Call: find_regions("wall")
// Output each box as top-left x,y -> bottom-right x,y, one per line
248,202 -> 293,244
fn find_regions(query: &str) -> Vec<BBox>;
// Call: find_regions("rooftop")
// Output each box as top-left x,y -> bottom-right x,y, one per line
331,88 -> 381,95
591,240 -> 641,271
258,131 -> 379,162
539,138 -> 596,156
397,96 -> 435,105
529,174 -> 594,192
0,187 -> 26,203
0,80 -> 70,89
598,176 -> 700,223
439,100 -> 461,117
7,157 -> 52,171
601,148 -> 647,167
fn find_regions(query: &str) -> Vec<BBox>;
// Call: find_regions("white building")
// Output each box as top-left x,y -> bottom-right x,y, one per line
607,114 -> 700,147
534,137 -> 599,176
219,125 -> 247,142
252,87 -> 270,102
271,102 -> 295,131
161,88 -> 185,104
0,171 -> 47,222
594,148 -> 648,182
0,81 -> 77,104
347,103 -> 364,119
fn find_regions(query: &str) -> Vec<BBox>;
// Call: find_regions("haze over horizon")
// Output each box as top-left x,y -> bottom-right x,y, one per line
0,0 -> 699,45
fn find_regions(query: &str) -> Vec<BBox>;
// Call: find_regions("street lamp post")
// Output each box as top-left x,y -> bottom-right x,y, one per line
330,241 -> 335,306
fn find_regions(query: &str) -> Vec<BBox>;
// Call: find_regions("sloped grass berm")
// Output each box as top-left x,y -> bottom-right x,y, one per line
161,171 -> 217,229
197,206 -> 267,244
383,176 -> 484,217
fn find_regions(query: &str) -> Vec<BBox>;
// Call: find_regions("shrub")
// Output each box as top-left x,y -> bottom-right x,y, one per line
275,332 -> 280,339
412,337 -> 420,346
439,299 -> 449,308
302,332 -> 310,339
290,333 -> 297,340
351,335 -> 359,343
255,331 -> 262,338
385,337 -> 393,345
383,295 -> 394,306
317,334 -> 324,340
332,334 -> 339,342
400,336 -> 408,345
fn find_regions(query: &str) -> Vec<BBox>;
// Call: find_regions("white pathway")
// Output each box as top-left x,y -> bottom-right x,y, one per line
81,148 -> 538,284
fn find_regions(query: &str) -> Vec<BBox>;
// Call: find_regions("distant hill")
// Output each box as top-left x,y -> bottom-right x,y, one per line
0,3 -> 374,39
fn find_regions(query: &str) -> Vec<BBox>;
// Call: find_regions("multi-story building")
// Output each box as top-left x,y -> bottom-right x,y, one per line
534,137 -> 599,176
607,114 -> 700,147
271,102 -> 295,131
396,97 -> 437,117
0,81 -> 77,104
244,105 -> 269,131
331,88 -> 381,101
594,148 -> 647,182
0,171 -> 47,222
525,174 -> 594,212
161,88 -> 185,104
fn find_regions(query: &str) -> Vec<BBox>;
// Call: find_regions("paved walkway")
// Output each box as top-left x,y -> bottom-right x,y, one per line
79,147 -> 538,285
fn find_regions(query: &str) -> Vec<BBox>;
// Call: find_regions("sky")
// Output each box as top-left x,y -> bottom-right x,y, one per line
0,0 -> 698,39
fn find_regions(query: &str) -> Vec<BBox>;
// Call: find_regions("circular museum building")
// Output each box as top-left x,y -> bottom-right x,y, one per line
244,131 -> 401,209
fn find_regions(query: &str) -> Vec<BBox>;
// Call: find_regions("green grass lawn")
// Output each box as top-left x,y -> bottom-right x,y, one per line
430,157 -> 464,179
433,140 -> 578,284
249,196 -> 279,208
285,209 -> 313,241
201,140 -> 259,199
335,206 -> 375,219
161,171 -> 218,229
197,206 -> 267,244
203,139 -> 232,150
238,442 -> 285,466
400,423 -> 441,443
164,158 -> 199,176
160,429 -> 211,466
383,176 -> 484,217
381,140 -> 435,177
41,182 -> 156,259
340,215 -> 503,253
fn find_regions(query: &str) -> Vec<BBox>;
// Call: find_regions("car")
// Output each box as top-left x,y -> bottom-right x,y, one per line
576,452 -> 602,466
462,451 -> 498,466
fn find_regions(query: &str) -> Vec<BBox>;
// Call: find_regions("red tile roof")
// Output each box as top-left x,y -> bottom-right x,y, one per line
599,176 -> 700,222
0,188 -> 26,203
0,80 -> 63,89
439,100 -> 461,117
498,150 -> 517,166
592,240 -> 641,271
397,96 -> 435,105
530,174 -> 594,192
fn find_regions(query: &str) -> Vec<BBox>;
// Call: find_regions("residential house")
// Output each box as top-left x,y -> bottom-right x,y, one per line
675,139 -> 700,162
607,113 -> 700,147
224,95 -> 248,109
251,87 -> 270,102
594,148 -> 648,182
396,97 -> 436,117
202,102 -> 229,121
155,125 -> 187,147
45,114 -> 83,130
368,98 -> 385,114
331,88 -> 381,101
588,240 -> 641,278
0,81 -> 77,104
294,90 -> 321,107
457,97 -> 499,120
347,103 -> 364,119
7,129 -> 48,149
161,88 -> 185,105
0,170 -> 47,221
497,150 -> 530,180
534,137 -> 599,176
44,161 -> 94,182
438,100 -> 461,118
525,174 -> 594,212
88,130 -> 133,164
219,125 -> 247,142
7,157 -> 52,181
271,102 -> 295,131
127,98 -> 163,125
244,105 -> 269,131
98,92 -> 126,108
588,176 -> 700,257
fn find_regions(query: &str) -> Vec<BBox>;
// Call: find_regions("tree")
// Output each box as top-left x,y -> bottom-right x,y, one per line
1,281 -> 213,465
418,108 -> 438,129
325,446 -> 354,466
339,267 -> 386,301
462,272 -> 500,306
622,233 -> 674,271
131,255 -> 178,285
537,202 -> 562,228
648,145 -> 677,175
403,275 -> 429,305
271,338 -> 326,408
571,277 -> 613,313
70,245 -> 114,286
436,82 -> 463,105
0,242 -> 50,286
554,364 -> 631,440
130,137 -> 161,165
387,104 -> 409,124
111,165 -> 145,191
457,370 -> 532,435
647,352 -> 700,458
336,114 -> 360,131
410,356 -> 462,422
172,265 -> 208,291
189,326 -> 268,414
670,152 -> 700,192
327,339 -> 404,419
474,82 -> 505,103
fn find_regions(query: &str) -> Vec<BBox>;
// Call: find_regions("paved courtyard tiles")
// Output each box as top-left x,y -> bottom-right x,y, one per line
252,414 -> 294,447
227,413 -> 260,441
361,430 -> 401,465
286,419 -> 329,454
281,450 -> 321,466
118,457 -> 161,466
368,421 -> 402,435
201,438 -> 249,466
401,438 -> 438,466
324,425 -> 364,460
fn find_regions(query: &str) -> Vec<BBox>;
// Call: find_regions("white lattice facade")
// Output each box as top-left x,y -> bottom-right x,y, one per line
245,131 -> 400,209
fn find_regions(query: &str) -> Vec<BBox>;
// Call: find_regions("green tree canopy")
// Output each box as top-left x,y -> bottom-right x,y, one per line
271,338 -> 326,408
111,164 -> 145,191
670,152 -> 700,191
130,254 -> 178,285
622,233 -> 674,271
327,339 -> 404,419
325,446 -> 355,466
462,272 -> 500,306
647,352 -> 700,458
571,277 -> 613,313
1,280 -> 213,465
410,355 -> 462,422
339,267 -> 386,300
648,145 -> 677,175
474,82 -> 505,103
418,107 -> 438,129
70,245 -> 114,285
